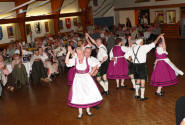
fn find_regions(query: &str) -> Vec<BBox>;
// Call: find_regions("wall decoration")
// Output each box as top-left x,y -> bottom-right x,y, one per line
7,26 -> 14,38
45,22 -> 49,32
86,7 -> 93,25
93,0 -> 98,6
65,18 -> 71,29
25,24 -> 31,35
138,9 -> 150,25
34,22 -> 41,34
167,10 -> 176,24
73,18 -> 78,26
0,26 -> 3,40
155,11 -> 164,24
59,20 -> 63,29
135,0 -> 150,3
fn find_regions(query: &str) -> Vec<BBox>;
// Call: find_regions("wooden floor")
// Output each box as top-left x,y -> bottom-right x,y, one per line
0,39 -> 185,125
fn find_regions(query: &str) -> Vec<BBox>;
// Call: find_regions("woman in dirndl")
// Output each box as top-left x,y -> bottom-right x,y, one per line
107,38 -> 130,89
65,46 -> 103,119
150,36 -> 184,96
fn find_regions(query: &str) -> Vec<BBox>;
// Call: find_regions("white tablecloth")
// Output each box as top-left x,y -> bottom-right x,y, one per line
7,62 -> 32,77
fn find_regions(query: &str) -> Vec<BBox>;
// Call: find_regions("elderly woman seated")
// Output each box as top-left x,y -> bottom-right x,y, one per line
0,55 -> 9,95
8,54 -> 28,90
38,47 -> 59,82
53,42 -> 66,73
30,49 -> 49,85
45,46 -> 59,78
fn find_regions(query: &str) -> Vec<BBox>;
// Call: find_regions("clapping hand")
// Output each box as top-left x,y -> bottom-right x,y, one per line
67,46 -> 72,53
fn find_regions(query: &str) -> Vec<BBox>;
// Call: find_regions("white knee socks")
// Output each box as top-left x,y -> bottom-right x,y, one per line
86,108 -> 92,115
131,79 -> 136,89
140,87 -> 145,99
98,80 -> 106,91
104,80 -> 109,91
135,84 -> 140,96
78,108 -> 83,115
157,86 -> 162,93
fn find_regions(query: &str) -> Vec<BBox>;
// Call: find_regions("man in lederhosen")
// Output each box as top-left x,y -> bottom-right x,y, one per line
86,33 -> 109,95
124,34 -> 164,101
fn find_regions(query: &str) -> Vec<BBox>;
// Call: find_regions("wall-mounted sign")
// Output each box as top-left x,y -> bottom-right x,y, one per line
65,18 -> 71,29
7,26 -> 14,38
34,22 -> 41,34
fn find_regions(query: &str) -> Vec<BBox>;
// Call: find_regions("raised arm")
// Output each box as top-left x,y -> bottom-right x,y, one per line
161,35 -> 166,51
153,33 -> 164,45
85,33 -> 92,47
86,33 -> 97,46
65,46 -> 72,65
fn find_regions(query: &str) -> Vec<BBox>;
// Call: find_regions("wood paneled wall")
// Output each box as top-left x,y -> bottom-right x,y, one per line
160,24 -> 180,39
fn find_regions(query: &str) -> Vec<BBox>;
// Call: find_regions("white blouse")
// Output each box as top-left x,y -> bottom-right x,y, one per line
109,45 -> 130,60
66,57 -> 101,71
156,47 -> 168,55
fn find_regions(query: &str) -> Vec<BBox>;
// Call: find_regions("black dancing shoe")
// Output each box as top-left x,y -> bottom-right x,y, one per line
105,91 -> 110,95
155,92 -> 164,96
92,106 -> 100,110
116,87 -> 120,90
135,96 -> 140,99
140,97 -> 148,101
77,114 -> 83,119
121,85 -> 127,88
129,88 -> 135,91
86,112 -> 93,117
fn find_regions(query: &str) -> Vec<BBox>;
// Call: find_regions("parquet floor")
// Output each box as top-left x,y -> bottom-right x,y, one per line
0,39 -> 185,125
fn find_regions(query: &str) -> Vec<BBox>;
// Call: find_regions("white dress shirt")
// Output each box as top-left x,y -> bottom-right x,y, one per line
14,49 -> 33,55
124,43 -> 155,64
39,53 -> 48,62
97,44 -> 108,62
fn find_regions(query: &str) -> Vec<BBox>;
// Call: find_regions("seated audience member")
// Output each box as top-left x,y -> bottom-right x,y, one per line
38,47 -> 54,81
0,70 -> 7,97
30,49 -> 49,84
45,47 -> 59,79
54,42 -> 67,73
0,55 -> 10,76
131,27 -> 139,40
8,54 -> 28,89
176,96 -> 185,125
7,44 -> 16,58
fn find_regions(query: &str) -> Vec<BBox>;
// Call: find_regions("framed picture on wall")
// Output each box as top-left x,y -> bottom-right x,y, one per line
73,18 -> 78,26
25,24 -> 31,35
45,22 -> 49,32
34,22 -> 42,34
166,10 -> 176,24
155,11 -> 164,24
7,26 -> 14,38
0,26 -> 3,40
59,20 -> 63,30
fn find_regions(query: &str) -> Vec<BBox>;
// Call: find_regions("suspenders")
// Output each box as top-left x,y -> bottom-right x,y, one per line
100,46 -> 107,53
132,46 -> 141,63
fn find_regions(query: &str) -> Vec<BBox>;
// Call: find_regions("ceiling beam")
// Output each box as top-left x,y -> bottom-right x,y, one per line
0,0 -> 15,2
0,0 -> 46,2
115,3 -> 185,11
51,0 -> 64,14
78,0 -> 91,10
51,0 -> 64,34
0,12 -> 82,24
